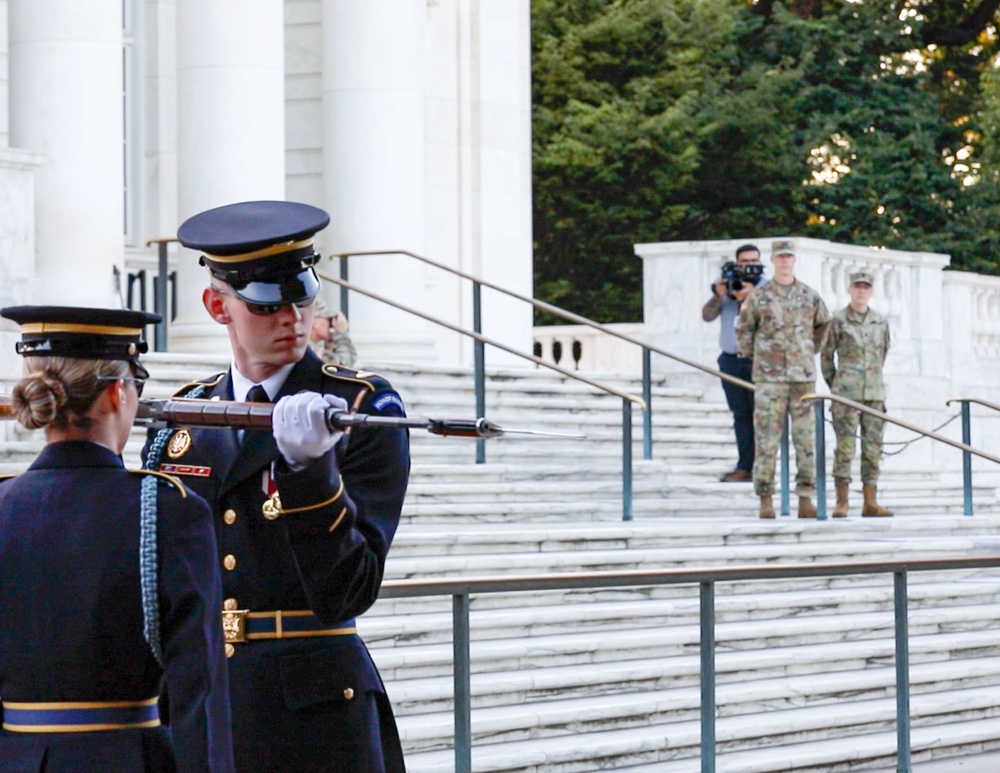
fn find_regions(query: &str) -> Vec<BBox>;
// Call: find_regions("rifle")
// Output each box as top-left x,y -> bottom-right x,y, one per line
0,395 -> 583,440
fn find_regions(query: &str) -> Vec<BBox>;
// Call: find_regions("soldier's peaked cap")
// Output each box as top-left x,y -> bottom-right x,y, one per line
1,305 -> 160,378
850,271 -> 874,286
178,200 -> 330,306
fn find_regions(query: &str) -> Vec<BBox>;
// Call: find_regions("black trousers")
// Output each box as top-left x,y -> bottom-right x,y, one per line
718,352 -> 755,472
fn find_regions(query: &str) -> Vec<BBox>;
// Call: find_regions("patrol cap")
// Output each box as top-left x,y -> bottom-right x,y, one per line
313,297 -> 333,319
771,240 -> 795,256
850,271 -> 874,286
0,306 -> 161,378
178,200 -> 330,307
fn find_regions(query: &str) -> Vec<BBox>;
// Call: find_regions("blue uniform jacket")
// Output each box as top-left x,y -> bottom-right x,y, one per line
143,350 -> 410,772
0,441 -> 233,772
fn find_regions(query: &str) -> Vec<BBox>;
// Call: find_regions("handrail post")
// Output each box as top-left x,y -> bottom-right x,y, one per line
961,402 -> 973,516
781,411 -> 790,516
700,581 -> 716,773
894,571 -> 912,773
642,348 -> 652,461
623,399 -> 633,521
815,401 -> 827,520
154,240 -> 169,352
339,255 -> 349,319
473,282 -> 486,465
453,593 -> 472,773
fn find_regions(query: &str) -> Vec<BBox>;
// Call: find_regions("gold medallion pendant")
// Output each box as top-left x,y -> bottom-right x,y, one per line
166,429 -> 193,459
262,492 -> 282,520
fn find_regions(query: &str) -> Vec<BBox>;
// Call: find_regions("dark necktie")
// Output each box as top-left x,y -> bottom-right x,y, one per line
240,385 -> 270,442
246,384 -> 270,403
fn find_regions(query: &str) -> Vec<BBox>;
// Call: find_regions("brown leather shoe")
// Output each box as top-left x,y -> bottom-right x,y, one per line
720,469 -> 751,483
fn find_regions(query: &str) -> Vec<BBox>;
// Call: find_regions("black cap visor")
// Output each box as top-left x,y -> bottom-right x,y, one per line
224,266 -> 321,307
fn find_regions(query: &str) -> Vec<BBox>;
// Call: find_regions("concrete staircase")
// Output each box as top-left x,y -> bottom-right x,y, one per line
4,353 -> 1000,771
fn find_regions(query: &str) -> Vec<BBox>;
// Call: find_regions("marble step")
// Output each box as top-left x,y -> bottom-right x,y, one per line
381,535 -> 1000,579
589,714 -> 1000,772
365,602 -> 1000,683
382,628 -> 1000,715
400,686 -> 1000,772
384,518 -> 1000,558
394,656 -> 1000,752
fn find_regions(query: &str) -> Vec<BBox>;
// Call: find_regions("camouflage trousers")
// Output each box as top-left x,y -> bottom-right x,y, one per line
753,382 -> 816,497
831,400 -> 885,485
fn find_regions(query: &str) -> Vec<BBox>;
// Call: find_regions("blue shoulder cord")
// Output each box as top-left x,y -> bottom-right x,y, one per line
139,384 -> 207,668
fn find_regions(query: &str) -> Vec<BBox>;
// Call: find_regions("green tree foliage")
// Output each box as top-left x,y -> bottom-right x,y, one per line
532,0 -> 1000,321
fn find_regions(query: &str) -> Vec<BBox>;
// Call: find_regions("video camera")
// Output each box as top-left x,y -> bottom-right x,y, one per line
719,261 -> 764,294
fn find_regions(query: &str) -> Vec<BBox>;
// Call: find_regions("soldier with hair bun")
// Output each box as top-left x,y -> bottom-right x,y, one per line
0,305 -> 233,772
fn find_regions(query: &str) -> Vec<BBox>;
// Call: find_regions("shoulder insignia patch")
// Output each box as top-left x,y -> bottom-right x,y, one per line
129,469 -> 189,498
372,392 -> 405,414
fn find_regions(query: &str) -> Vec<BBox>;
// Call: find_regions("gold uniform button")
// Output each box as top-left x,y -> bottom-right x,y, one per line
223,509 -> 237,525
224,598 -> 239,610
223,555 -> 237,571
225,643 -> 235,659
343,688 -> 355,701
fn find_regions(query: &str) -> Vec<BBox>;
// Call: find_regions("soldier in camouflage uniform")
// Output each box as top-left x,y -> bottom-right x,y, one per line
736,240 -> 830,519
821,271 -> 893,517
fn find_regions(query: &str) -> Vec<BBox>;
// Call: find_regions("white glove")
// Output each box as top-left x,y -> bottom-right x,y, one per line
272,392 -> 347,469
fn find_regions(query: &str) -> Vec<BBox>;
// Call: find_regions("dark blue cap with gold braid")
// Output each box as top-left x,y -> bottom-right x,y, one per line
1,306 -> 160,374
178,200 -> 330,306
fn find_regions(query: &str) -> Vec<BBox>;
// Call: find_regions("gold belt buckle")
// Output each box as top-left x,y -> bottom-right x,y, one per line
222,609 -> 250,644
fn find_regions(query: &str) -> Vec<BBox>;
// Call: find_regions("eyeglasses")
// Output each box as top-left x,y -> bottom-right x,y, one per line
213,287 -> 315,316
97,376 -> 146,397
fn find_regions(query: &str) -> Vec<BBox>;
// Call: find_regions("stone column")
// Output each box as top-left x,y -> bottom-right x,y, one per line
9,0 -> 123,305
172,0 -> 286,353
0,0 -> 8,147
322,0 -> 433,362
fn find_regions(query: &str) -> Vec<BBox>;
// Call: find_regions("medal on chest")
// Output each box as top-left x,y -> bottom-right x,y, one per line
261,468 -> 281,520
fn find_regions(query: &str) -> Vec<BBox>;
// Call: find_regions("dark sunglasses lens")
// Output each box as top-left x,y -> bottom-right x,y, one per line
245,302 -> 283,315
135,379 -> 145,397
245,298 -> 314,315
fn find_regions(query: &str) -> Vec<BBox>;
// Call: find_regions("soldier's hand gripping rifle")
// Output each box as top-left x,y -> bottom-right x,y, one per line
130,397 -> 584,439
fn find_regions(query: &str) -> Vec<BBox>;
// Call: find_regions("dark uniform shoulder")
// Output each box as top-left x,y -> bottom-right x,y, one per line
128,469 -> 190,498
320,364 -> 405,416
170,372 -> 226,398
0,473 -> 18,486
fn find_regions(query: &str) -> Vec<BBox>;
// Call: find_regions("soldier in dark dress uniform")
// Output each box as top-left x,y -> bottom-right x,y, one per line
142,201 -> 410,772
0,306 -> 234,773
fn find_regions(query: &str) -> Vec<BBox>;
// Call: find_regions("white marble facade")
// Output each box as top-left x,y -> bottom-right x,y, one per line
0,0 -> 534,368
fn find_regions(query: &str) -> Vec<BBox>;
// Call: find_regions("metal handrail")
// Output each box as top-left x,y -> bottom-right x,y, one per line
316,271 -> 646,520
379,555 -> 1000,773
945,397 -> 1000,516
803,393 -> 1000,465
327,249 -> 755,463
801,393 -> 1000,520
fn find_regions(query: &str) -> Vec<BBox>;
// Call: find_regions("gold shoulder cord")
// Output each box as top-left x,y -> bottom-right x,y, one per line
171,372 -> 225,398
129,469 -> 189,498
277,478 -> 345,516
